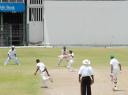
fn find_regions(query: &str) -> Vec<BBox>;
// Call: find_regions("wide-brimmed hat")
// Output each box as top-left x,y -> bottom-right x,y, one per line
82,59 -> 91,65
11,46 -> 15,48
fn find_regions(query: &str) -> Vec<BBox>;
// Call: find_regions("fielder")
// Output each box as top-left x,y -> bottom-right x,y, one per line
57,46 -> 68,66
67,50 -> 74,72
4,46 -> 19,65
109,56 -> 122,91
34,59 -> 53,88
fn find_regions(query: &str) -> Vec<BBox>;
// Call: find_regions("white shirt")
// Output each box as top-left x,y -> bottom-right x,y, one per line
61,49 -> 67,55
8,49 -> 16,57
110,58 -> 119,70
69,53 -> 74,60
37,62 -> 46,73
78,65 -> 94,77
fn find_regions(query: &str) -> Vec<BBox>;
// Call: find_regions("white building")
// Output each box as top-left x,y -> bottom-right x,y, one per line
1,0 -> 128,47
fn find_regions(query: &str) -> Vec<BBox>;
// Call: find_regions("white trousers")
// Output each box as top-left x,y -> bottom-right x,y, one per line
111,68 -> 119,83
67,59 -> 74,71
4,56 -> 19,65
40,72 -> 50,87
57,55 -> 68,65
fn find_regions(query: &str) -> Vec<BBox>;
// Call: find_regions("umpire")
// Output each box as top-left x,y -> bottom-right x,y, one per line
78,59 -> 94,95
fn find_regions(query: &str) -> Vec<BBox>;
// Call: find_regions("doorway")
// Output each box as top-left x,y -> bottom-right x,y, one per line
2,12 -> 24,46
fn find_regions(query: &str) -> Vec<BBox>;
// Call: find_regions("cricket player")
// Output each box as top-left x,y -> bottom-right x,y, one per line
57,46 -> 68,66
109,56 -> 122,91
4,46 -> 19,65
34,59 -> 53,88
78,59 -> 94,95
67,50 -> 74,72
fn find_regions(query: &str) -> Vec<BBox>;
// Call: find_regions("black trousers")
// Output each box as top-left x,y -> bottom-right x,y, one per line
81,76 -> 91,95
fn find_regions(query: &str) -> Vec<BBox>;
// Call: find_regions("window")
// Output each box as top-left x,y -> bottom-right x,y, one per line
1,0 -> 24,2
10,0 -> 16,2
17,0 -> 24,2
29,8 -> 43,22
1,0 -> 8,2
30,0 -> 43,4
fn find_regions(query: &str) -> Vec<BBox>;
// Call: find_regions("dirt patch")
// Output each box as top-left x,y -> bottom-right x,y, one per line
43,66 -> 128,95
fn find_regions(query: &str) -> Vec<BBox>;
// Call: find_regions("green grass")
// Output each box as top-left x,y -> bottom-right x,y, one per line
0,47 -> 128,95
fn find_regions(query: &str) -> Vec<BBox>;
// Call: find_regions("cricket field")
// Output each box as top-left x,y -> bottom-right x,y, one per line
0,47 -> 128,95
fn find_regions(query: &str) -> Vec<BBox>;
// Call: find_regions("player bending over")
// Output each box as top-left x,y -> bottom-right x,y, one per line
4,46 -> 19,65
34,59 -> 53,88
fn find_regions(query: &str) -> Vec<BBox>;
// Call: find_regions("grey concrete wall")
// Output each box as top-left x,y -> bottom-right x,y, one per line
44,1 -> 128,46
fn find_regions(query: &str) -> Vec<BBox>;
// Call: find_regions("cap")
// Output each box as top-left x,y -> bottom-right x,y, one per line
82,59 -> 91,65
36,59 -> 40,63
110,55 -> 114,59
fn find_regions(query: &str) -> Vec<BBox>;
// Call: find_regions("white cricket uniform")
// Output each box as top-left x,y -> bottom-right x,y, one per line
110,58 -> 120,83
78,65 -> 94,79
67,53 -> 74,71
110,58 -> 120,75
110,58 -> 121,90
37,62 -> 50,86
8,49 -> 16,58
4,49 -> 19,65
58,49 -> 68,65
60,49 -> 68,59
68,53 -> 74,64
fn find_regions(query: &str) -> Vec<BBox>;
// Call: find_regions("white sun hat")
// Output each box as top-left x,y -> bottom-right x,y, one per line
11,45 -> 15,48
82,59 -> 91,65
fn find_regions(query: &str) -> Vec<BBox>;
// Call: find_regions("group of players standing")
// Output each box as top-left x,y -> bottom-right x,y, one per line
4,46 -> 122,95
